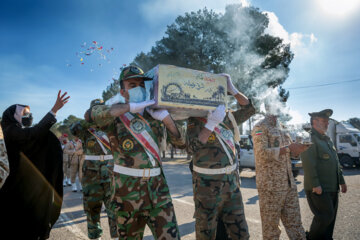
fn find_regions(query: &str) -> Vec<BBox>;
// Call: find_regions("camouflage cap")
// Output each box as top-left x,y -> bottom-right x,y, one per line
90,99 -> 104,108
308,109 -> 333,118
119,65 -> 152,82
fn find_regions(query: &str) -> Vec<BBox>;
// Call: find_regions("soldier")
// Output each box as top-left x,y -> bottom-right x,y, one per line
0,125 -> 9,189
70,99 -> 118,240
61,133 -> 73,187
185,73 -> 255,240
300,109 -> 347,240
87,65 -> 185,239
252,103 -> 309,240
70,136 -> 83,192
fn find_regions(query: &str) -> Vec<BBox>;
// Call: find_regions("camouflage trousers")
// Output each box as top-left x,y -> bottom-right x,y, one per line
63,155 -> 70,179
193,173 -> 249,240
258,187 -> 306,240
70,154 -> 84,183
112,173 -> 180,240
81,160 -> 118,239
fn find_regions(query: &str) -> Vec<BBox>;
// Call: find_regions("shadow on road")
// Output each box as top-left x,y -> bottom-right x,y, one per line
142,221 -> 195,240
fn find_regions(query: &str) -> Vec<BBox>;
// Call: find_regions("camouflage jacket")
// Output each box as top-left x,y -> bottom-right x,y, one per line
252,116 -> 295,191
0,126 -> 9,189
73,139 -> 83,156
72,120 -> 112,156
91,105 -> 186,210
72,120 -> 113,170
63,141 -> 75,161
186,102 -> 255,181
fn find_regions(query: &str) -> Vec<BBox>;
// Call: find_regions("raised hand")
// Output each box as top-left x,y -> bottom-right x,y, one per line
51,90 -> 70,114
220,73 -> 239,96
205,105 -> 226,131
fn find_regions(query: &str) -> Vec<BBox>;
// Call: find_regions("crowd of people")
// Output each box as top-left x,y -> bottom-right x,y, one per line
0,65 -> 347,240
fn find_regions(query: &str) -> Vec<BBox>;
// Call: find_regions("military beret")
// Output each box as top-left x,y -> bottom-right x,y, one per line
308,109 -> 333,118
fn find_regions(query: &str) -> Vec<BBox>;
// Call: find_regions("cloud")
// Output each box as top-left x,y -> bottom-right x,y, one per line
139,0 -> 250,23
264,11 -> 317,56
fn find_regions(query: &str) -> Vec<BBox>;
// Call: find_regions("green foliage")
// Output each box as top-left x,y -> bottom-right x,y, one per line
50,115 -> 83,139
104,4 -> 294,112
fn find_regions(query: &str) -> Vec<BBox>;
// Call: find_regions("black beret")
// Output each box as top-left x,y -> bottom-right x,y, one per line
308,109 -> 333,118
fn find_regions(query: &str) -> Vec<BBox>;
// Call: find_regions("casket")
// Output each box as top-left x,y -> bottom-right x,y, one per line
145,64 -> 227,120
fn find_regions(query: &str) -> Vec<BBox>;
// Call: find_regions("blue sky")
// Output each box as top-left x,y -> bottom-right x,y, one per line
0,0 -> 359,125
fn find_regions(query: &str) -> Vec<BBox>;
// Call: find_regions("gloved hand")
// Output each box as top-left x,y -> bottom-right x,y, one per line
147,108 -> 170,121
129,100 -> 155,113
220,73 -> 239,96
205,105 -> 226,131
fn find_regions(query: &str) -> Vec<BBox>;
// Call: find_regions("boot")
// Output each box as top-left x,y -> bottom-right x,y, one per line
79,183 -> 82,191
67,179 -> 71,186
63,179 -> 67,187
72,183 -> 77,192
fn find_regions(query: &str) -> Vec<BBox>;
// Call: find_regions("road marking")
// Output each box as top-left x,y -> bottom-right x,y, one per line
173,198 -> 194,206
173,198 -> 260,224
58,211 -> 88,240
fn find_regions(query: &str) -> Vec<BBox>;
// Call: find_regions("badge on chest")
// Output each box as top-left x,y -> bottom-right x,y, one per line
130,118 -> 146,134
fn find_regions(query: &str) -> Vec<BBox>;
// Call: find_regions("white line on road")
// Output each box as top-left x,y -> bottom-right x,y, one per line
172,198 -> 260,224
59,212 -> 88,240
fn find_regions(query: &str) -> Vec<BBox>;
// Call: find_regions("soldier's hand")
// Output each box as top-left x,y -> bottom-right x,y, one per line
129,100 -> 155,113
205,105 -> 226,131
340,184 -> 347,193
289,143 -> 310,155
51,90 -> 70,114
219,73 -> 239,96
147,108 -> 169,121
312,186 -> 322,195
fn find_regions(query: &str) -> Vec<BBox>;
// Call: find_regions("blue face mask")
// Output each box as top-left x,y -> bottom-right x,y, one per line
128,86 -> 146,103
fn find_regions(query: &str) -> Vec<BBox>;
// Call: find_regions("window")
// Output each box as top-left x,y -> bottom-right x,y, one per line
339,134 -> 357,146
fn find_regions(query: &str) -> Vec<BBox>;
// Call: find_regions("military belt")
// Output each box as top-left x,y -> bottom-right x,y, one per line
84,155 -> 113,161
193,164 -> 237,175
113,164 -> 161,179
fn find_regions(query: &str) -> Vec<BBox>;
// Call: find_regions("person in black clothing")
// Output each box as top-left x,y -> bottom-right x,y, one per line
0,90 -> 69,240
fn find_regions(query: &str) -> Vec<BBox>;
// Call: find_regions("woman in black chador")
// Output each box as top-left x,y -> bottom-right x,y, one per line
0,91 -> 69,239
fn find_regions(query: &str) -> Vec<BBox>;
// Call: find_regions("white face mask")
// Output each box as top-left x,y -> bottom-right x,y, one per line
128,86 -> 146,103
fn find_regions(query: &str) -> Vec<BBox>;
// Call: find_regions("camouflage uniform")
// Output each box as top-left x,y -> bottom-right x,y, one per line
252,116 -> 306,240
186,103 -> 255,240
63,140 -> 74,182
0,126 -> 9,189
70,139 -> 83,183
71,120 -> 118,239
91,105 -> 185,240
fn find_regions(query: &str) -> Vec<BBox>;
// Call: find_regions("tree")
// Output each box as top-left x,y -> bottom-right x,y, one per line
50,115 -> 83,138
104,4 -> 294,112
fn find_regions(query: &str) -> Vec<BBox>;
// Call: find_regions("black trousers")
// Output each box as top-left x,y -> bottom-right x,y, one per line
306,191 -> 339,240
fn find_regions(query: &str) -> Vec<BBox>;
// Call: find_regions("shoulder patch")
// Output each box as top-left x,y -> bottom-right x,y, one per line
255,131 -> 263,136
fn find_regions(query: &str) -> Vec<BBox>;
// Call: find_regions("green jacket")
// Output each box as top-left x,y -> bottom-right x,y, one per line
301,128 -> 345,192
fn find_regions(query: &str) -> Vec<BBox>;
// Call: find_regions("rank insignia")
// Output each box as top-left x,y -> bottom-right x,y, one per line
323,153 -> 330,159
273,138 -> 280,147
208,133 -> 216,143
122,139 -> 134,151
130,118 -> 145,134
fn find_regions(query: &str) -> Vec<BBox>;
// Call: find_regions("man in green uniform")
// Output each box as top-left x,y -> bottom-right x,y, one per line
70,99 -> 118,240
185,73 -> 255,240
88,66 -> 185,240
301,109 -> 347,240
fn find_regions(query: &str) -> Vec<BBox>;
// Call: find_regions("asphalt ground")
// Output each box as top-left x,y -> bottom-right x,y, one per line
50,156 -> 360,239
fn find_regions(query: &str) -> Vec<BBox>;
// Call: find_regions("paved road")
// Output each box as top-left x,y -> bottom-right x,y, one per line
50,158 -> 360,239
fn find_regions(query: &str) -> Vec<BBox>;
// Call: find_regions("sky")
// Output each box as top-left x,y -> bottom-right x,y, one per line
0,0 -> 359,126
